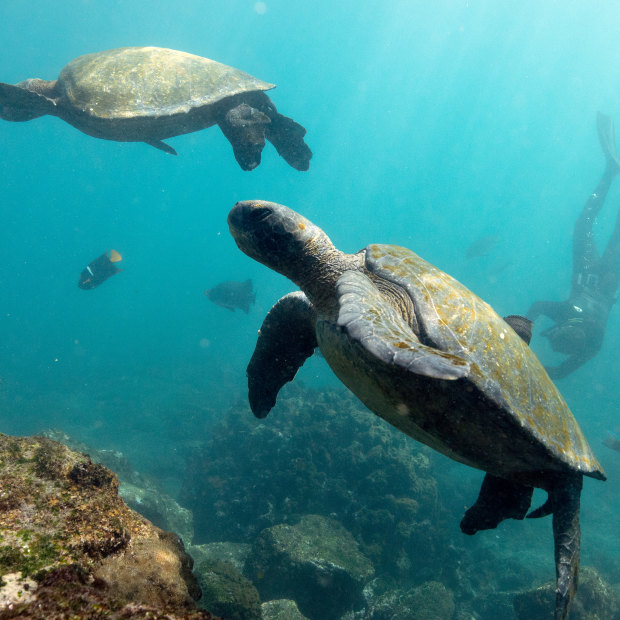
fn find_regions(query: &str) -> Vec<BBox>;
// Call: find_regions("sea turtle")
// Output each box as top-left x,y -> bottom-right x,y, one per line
0,46 -> 312,171
227,199 -> 606,620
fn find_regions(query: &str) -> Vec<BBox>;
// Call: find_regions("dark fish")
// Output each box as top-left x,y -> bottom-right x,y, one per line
603,431 -> 620,453
78,249 -> 123,289
466,234 -> 499,259
204,279 -> 256,313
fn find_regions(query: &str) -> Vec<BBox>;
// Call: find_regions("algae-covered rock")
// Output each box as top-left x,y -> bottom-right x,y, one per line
361,580 -> 455,619
181,385 -> 441,582
190,541 -> 252,574
0,433 -> 214,619
245,514 -> 374,620
513,566 -> 618,619
42,429 -> 194,545
198,558 -> 262,620
262,598 -> 309,619
120,480 -> 194,545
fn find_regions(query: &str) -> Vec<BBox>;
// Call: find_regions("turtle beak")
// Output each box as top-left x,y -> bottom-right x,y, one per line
228,201 -> 273,232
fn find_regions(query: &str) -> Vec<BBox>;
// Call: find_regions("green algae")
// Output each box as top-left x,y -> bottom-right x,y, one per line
0,532 -> 60,580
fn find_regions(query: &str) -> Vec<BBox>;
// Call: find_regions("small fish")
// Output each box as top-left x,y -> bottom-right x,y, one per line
603,431 -> 620,453
466,234 -> 499,259
78,249 -> 123,289
204,279 -> 256,314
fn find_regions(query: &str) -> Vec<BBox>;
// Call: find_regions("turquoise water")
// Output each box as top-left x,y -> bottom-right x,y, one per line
2,0 -> 620,613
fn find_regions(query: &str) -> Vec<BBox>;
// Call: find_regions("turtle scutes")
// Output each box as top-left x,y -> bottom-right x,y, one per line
228,199 -> 605,620
0,47 -> 312,171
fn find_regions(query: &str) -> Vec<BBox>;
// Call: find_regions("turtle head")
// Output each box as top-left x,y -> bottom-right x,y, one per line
0,79 -> 57,121
228,200 -> 337,287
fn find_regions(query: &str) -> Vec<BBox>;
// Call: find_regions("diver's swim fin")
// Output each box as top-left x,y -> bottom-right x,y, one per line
597,111 -> 620,173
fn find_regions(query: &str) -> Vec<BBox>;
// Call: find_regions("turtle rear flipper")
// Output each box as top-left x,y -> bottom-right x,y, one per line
460,473 -> 533,534
265,113 -> 312,171
145,139 -> 178,155
336,270 -> 469,380
218,102 -> 270,171
247,291 -> 317,418
0,81 -> 56,121
462,473 -> 581,619
549,473 -> 582,620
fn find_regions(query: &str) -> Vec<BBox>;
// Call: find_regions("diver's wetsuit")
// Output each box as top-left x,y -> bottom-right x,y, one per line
528,164 -> 620,379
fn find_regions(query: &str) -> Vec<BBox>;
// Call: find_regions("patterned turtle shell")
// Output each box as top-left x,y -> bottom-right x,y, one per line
57,46 -> 274,119
342,243 -> 604,479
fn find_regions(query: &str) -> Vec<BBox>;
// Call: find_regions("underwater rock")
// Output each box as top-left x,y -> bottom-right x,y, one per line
41,429 -> 195,545
120,480 -> 194,545
189,541 -> 252,575
181,385 -> 443,581
470,591 -> 516,618
356,580 -> 455,620
513,565 -> 618,619
262,598 -> 309,619
197,558 -> 262,620
0,433 -> 214,618
244,514 -> 374,620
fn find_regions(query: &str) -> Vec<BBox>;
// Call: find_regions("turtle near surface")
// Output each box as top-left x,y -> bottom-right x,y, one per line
0,46 -> 312,171
227,199 -> 606,620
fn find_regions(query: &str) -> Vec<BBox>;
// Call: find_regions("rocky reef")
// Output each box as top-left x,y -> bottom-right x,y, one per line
0,432 -> 217,619
197,557 -> 262,620
513,566 -> 619,619
245,514 -> 374,620
6,380 -> 618,619
181,384 -> 446,584
41,429 -> 195,545
179,382 -> 620,619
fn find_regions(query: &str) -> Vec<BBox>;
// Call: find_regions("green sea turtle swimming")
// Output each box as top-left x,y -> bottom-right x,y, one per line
228,199 -> 606,620
0,46 -> 312,171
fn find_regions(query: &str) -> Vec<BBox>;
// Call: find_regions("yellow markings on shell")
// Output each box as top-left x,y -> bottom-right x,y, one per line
366,243 -> 602,475
299,222 -> 306,230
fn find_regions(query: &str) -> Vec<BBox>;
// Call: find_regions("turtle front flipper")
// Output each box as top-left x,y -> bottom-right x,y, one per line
247,291 -> 317,418
0,81 -> 57,122
460,473 -> 533,534
336,270 -> 469,380
218,102 -> 270,171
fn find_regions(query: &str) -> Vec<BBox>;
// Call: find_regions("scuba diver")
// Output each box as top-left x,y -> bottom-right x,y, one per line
528,112 -> 620,379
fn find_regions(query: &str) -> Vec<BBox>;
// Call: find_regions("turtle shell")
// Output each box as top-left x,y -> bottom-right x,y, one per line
348,243 -> 604,479
57,46 -> 274,120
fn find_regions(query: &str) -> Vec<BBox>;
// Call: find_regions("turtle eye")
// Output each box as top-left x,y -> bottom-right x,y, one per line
248,207 -> 272,224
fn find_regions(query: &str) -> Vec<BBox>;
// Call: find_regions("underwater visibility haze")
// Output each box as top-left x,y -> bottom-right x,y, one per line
2,1 -> 620,618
